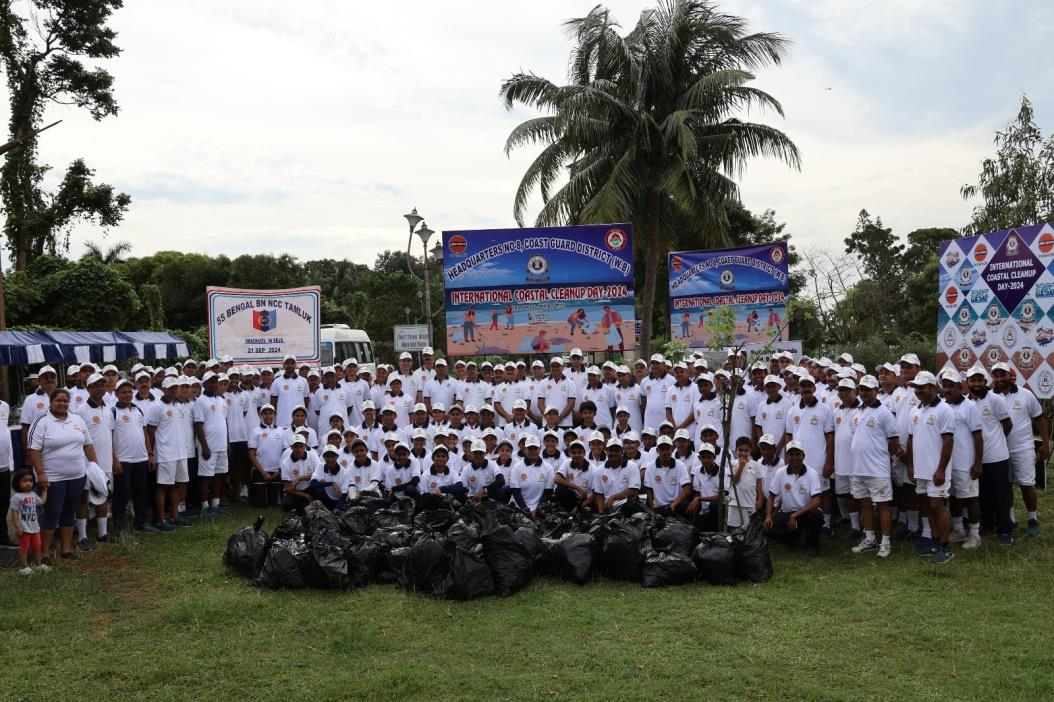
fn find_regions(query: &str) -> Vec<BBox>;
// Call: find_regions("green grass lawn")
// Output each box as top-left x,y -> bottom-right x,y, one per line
2,495 -> 1054,702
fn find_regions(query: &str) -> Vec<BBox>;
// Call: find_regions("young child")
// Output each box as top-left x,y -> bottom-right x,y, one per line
9,470 -> 49,575
725,437 -> 765,531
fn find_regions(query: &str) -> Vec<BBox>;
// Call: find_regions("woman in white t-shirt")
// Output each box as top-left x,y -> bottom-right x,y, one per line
27,388 -> 100,561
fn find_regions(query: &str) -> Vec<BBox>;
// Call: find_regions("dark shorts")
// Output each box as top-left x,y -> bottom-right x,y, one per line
229,441 -> 249,466
40,476 -> 87,530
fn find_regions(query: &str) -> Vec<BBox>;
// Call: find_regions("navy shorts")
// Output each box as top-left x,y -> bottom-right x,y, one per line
40,475 -> 87,530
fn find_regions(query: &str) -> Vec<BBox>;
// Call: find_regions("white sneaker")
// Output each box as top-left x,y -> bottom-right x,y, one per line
239,485 -> 249,498
851,538 -> 878,553
962,534 -> 982,550
877,542 -> 892,558
19,566 -> 33,576
949,530 -> 966,544
35,563 -> 51,572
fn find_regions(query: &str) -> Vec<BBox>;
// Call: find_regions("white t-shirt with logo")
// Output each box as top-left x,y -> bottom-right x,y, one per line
640,373 -> 674,429
271,375 -> 309,428
28,412 -> 90,481
768,465 -> 823,512
591,460 -> 641,499
112,404 -> 149,465
970,391 -> 1010,463
192,394 -> 229,456
784,400 -> 834,469
147,400 -> 185,464
510,460 -> 555,509
74,401 -> 115,474
1000,387 -> 1042,453
643,458 -> 690,507
908,399 -> 955,480
945,397 -> 982,472
849,402 -> 897,477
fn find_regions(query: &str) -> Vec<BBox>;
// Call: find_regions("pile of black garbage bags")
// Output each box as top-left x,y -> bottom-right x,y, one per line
223,498 -> 773,598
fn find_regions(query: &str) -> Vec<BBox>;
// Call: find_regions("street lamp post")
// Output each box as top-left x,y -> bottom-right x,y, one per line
404,207 -> 437,346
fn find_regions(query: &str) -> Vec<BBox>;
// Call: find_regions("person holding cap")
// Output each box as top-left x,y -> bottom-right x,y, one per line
591,439 -> 640,513
764,441 -> 824,555
991,362 -> 1048,536
965,366 -> 1014,544
644,435 -> 691,515
846,375 -> 900,557
906,371 -> 956,563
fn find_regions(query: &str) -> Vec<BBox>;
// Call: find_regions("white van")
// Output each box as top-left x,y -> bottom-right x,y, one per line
320,325 -> 375,374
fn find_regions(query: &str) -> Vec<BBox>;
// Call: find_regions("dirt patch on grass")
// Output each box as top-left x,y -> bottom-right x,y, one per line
71,551 -> 165,607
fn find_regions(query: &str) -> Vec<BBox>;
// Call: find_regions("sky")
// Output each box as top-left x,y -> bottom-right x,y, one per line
6,0 -> 1054,268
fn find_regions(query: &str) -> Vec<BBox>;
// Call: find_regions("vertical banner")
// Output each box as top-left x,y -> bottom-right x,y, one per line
442,224 -> 635,356
207,286 -> 321,364
937,221 -> 1054,398
667,243 -> 789,348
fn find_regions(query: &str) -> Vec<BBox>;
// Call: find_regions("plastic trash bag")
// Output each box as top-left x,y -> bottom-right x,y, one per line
442,544 -> 495,600
731,512 -> 773,583
304,528 -> 353,589
692,532 -> 737,586
480,518 -> 534,596
345,494 -> 389,514
222,517 -> 270,578
414,508 -> 456,533
512,524 -> 546,568
339,506 -> 376,537
382,546 -> 411,585
400,532 -> 449,594
640,549 -> 698,588
536,503 -> 574,539
598,517 -> 647,581
374,499 -> 415,529
542,533 -> 595,585
304,501 -> 341,543
446,520 -> 480,551
650,519 -> 698,558
253,538 -> 309,589
273,515 -> 305,541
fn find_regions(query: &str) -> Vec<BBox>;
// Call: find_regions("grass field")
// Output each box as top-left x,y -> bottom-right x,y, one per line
2,496 -> 1054,702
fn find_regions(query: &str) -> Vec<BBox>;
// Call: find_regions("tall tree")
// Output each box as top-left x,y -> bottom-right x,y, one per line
961,95 -> 1054,235
500,0 -> 800,357
0,0 -> 130,271
81,238 -> 130,263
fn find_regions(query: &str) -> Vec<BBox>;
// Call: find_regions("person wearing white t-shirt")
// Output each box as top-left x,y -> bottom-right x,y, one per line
458,364 -> 493,413
754,375 -> 790,453
554,440 -> 593,511
687,443 -> 721,532
725,437 -> 764,530
905,371 -> 956,564
611,368 -> 642,432
461,440 -> 504,502
338,439 -> 383,496
510,437 -> 554,516
415,347 -> 437,391
539,359 -> 577,428
423,359 -> 458,414
939,370 -> 984,550
270,356 -> 310,428
992,363 -> 1049,537
965,366 -> 1014,542
644,436 -> 691,515
665,362 -> 700,441
832,378 -> 861,538
756,434 -> 783,497
849,375 -> 901,557
783,375 -> 835,535
891,354 -> 922,540
591,439 -> 640,513
763,442 -> 824,555
73,373 -> 115,547
279,436 -> 319,513
20,365 -> 56,462
579,368 -> 615,429
193,373 -> 230,516
640,356 -> 674,431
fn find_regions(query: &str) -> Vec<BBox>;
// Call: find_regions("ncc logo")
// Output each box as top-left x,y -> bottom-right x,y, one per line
253,309 -> 278,332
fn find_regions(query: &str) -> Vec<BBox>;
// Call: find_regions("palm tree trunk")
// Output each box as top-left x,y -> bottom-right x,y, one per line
638,191 -> 662,359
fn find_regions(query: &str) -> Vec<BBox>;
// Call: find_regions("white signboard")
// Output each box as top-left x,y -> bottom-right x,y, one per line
739,340 -> 804,356
395,324 -> 430,352
207,286 -> 321,364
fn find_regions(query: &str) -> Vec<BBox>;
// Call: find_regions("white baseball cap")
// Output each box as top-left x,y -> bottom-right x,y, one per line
435,358 -> 448,367
523,435 -> 540,448
86,372 -> 105,386
837,378 -> 856,390
939,368 -> 963,384
470,439 -> 487,453
698,442 -> 716,454
966,365 -> 990,381
361,400 -> 375,411
758,434 -> 777,446
412,403 -> 427,413
431,402 -> 446,412
622,431 -> 640,443
399,352 -> 412,361
656,435 -> 673,447
589,431 -> 606,444
549,356 -> 564,366
422,346 -> 434,355
649,353 -> 665,363
763,374 -> 781,386
836,353 -> 853,364
674,428 -> 690,441
569,348 -> 583,358
991,362 -> 1011,373
531,360 -> 544,369
512,399 -> 527,410
909,371 -> 939,386
857,375 -> 880,389
605,438 -> 623,449
785,440 -> 805,453
899,353 -> 921,367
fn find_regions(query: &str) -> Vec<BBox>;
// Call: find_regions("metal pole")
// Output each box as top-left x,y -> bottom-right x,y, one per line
422,236 -> 433,346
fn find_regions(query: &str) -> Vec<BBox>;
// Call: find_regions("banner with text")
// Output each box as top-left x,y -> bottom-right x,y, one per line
207,286 -> 321,365
937,222 -> 1054,398
667,243 -> 789,348
442,223 -> 635,356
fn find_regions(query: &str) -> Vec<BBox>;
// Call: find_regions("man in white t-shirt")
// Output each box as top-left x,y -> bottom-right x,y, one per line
539,358 -> 577,428
965,365 -> 1014,543
73,373 -> 114,547
906,371 -> 955,564
193,372 -> 230,516
940,369 -> 983,549
640,355 -> 675,431
783,374 -> 834,536
392,352 -> 422,404
992,362 -> 1049,537
643,435 -> 691,515
848,375 -> 900,558
270,355 -> 310,428
764,441 -> 824,555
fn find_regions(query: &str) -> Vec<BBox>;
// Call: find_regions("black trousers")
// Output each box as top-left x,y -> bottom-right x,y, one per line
769,509 -> 824,548
694,508 -> 719,533
0,469 -> 9,543
979,459 -> 1012,535
114,461 -> 150,530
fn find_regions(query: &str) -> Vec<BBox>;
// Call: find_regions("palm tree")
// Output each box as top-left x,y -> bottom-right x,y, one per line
500,0 -> 800,357
81,239 -> 132,264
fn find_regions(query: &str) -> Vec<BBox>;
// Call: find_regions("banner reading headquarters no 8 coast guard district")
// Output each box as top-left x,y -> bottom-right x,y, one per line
937,221 -> 1054,399
442,224 -> 635,356
207,286 -> 321,365
667,243 -> 789,348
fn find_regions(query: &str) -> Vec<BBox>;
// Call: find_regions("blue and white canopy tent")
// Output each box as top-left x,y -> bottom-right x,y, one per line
0,330 -> 189,366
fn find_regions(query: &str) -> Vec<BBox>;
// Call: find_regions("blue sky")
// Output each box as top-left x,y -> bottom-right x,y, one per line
5,0 -> 1052,267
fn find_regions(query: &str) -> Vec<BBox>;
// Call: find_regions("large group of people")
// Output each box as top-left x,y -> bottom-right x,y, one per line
3,343 -> 1047,575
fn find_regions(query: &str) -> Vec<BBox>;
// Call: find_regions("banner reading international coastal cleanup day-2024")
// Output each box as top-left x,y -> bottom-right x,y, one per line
207,286 -> 321,365
442,224 -> 635,356
667,243 -> 789,348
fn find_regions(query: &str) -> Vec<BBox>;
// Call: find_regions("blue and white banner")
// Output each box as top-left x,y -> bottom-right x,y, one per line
668,243 -> 789,348
442,224 -> 635,356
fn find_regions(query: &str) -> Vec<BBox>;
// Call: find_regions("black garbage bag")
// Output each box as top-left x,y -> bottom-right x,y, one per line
273,515 -> 305,541
374,499 -> 416,529
512,524 -> 546,568
414,508 -> 457,533
598,517 -> 647,581
536,502 -> 574,538
222,517 -> 270,578
480,516 -> 534,596
731,512 -> 773,583
349,525 -> 413,585
446,520 -> 480,551
692,533 -> 737,586
459,500 -> 516,528
442,544 -> 495,600
400,532 -> 449,594
345,494 -> 389,514
338,506 -> 376,537
640,549 -> 698,588
382,546 -> 411,585
304,501 -> 341,543
304,528 -> 354,589
543,532 -> 595,585
651,519 -> 698,558
253,538 -> 309,589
